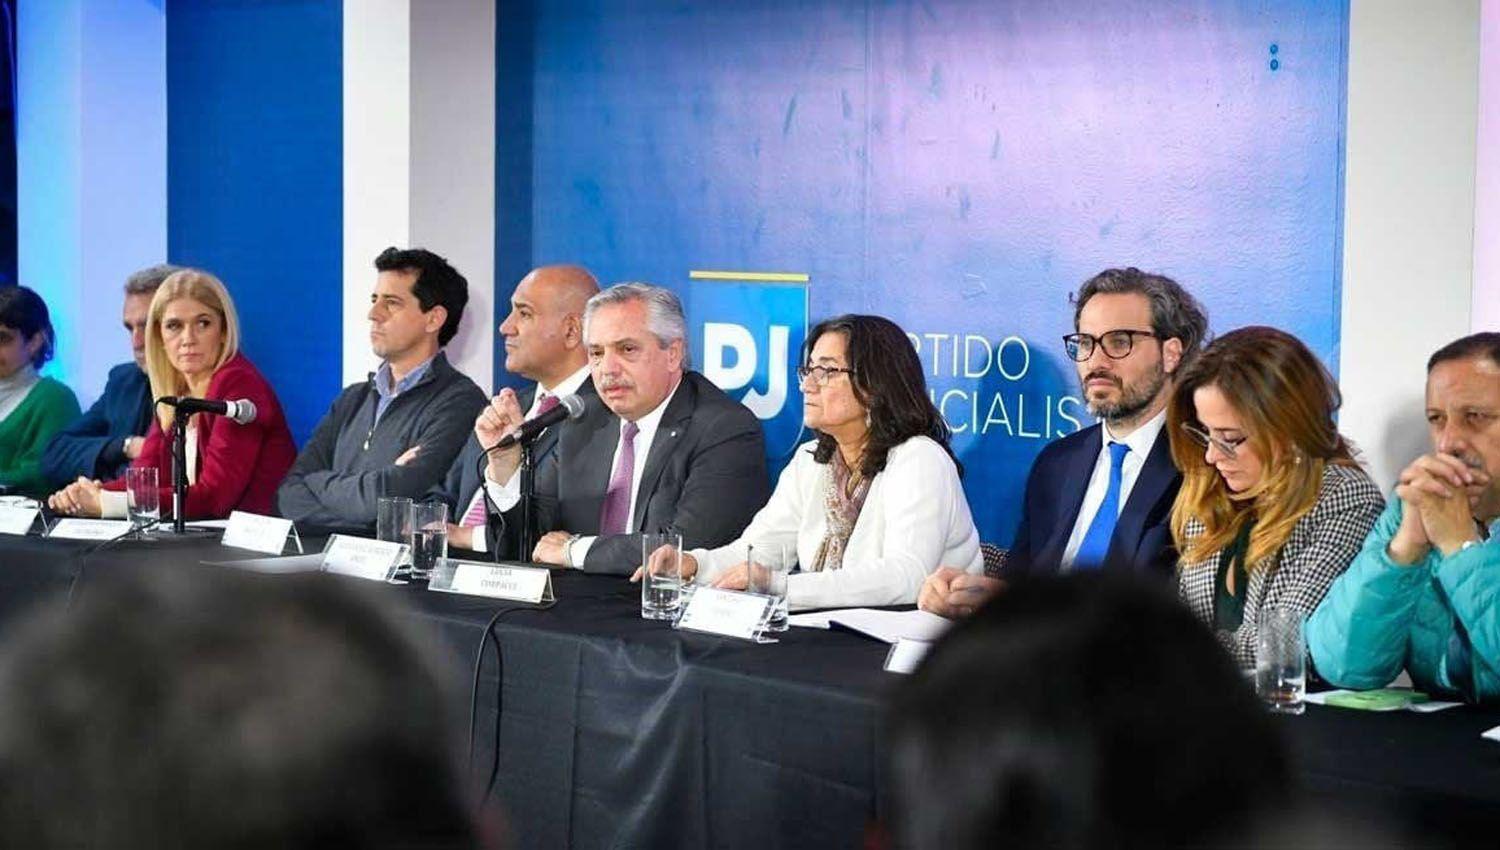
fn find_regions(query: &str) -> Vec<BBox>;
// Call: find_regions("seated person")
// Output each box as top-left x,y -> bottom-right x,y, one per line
1311,332 -> 1500,702
438,264 -> 598,551
0,566 -> 487,848
663,314 -> 982,610
41,264 -> 177,486
0,286 -> 80,498
888,574 -> 1291,850
471,283 -> 769,573
277,248 -> 486,531
1170,326 -> 1383,668
47,270 -> 297,520
920,267 -> 1208,616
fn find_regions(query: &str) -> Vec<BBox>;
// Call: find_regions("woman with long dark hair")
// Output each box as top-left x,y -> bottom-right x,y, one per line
673,314 -> 982,610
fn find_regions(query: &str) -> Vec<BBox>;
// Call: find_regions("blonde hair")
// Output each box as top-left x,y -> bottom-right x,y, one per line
1168,326 -> 1358,569
144,270 -> 241,429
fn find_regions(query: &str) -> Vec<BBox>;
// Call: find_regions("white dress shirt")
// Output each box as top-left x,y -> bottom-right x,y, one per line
691,436 -> 983,611
462,364 -> 592,553
1059,407 -> 1168,569
483,375 -> 683,565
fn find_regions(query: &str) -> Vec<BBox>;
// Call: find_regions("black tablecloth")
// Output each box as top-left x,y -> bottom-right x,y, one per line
1,531 -> 1499,849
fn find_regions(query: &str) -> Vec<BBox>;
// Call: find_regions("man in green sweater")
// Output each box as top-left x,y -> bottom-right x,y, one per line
0,287 -> 80,498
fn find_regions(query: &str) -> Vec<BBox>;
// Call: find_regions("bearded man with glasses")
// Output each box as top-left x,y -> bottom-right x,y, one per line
921,268 -> 1208,618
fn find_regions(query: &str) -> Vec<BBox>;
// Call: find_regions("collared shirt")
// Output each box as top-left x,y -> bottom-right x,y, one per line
1060,407 -> 1169,569
461,364 -> 593,553
484,375 -> 685,567
372,355 -> 436,427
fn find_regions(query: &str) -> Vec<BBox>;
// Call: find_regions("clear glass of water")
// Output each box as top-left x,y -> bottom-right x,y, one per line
377,496 -> 414,568
641,531 -> 684,621
746,542 -> 790,631
409,501 -> 449,581
1256,606 -> 1306,714
125,467 -> 159,535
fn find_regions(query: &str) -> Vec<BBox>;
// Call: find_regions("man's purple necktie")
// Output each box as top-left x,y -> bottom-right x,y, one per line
598,420 -> 639,535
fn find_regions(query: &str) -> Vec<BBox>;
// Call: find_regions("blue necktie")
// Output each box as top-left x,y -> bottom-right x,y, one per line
1074,442 -> 1130,569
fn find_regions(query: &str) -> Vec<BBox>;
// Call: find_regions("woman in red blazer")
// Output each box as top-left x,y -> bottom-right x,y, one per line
47,269 -> 296,520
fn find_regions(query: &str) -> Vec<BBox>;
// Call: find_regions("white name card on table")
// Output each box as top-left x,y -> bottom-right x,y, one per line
883,638 -> 933,674
428,559 -> 555,603
220,511 -> 297,555
320,534 -> 407,582
48,519 -> 132,541
675,587 -> 774,641
0,504 -> 40,536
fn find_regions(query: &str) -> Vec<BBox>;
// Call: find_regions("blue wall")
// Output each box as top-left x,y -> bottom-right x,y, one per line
506,0 -> 1350,543
167,0 -> 342,445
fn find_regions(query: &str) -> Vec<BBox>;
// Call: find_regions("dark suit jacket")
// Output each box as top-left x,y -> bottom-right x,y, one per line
1006,422 -> 1180,578
39,362 -> 152,485
491,371 -> 771,575
433,378 -> 596,515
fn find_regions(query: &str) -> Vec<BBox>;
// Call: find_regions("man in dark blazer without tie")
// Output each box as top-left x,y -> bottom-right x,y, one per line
470,282 -> 769,574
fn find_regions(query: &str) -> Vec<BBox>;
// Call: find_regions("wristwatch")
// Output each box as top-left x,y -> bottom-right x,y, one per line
564,533 -> 584,568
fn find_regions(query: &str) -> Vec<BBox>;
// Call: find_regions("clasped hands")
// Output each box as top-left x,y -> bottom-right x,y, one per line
917,567 -> 1004,618
1389,452 -> 1489,563
47,477 -> 105,517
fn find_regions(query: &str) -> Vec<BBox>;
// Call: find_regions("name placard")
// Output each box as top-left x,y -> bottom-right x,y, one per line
48,519 -> 132,541
221,511 -> 296,555
0,504 -> 39,536
428,559 -> 555,603
675,587 -> 774,641
320,534 -> 406,582
883,637 -> 934,674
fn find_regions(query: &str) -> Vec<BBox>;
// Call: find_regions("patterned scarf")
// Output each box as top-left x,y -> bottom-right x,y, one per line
809,450 -> 873,572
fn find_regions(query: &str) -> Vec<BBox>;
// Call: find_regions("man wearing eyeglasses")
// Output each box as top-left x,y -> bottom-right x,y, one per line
920,267 -> 1208,617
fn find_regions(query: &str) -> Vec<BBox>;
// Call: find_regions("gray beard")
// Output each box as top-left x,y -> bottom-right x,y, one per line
1086,365 -> 1167,427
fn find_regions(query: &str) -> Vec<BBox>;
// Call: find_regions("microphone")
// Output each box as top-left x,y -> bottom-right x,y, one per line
491,394 -> 586,450
157,396 -> 258,425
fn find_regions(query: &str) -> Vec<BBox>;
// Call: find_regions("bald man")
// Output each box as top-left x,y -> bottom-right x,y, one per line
437,265 -> 600,551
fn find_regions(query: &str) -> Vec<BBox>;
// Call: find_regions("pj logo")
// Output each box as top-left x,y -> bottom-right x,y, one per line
687,277 -> 809,470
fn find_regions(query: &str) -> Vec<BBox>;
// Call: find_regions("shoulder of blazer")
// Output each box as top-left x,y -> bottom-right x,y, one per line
1289,463 -> 1384,538
1036,423 -> 1102,468
677,371 -> 757,430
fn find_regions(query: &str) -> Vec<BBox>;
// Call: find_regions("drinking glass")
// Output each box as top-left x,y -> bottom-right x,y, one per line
377,496 -> 414,567
641,532 -> 684,621
409,501 -> 449,580
746,542 -> 790,631
1256,606 -> 1306,714
125,467 -> 160,535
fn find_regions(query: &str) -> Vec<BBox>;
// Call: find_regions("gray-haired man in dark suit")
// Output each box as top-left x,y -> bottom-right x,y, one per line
472,283 -> 770,574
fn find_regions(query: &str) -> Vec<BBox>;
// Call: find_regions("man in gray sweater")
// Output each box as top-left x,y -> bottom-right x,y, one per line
276,247 -> 487,531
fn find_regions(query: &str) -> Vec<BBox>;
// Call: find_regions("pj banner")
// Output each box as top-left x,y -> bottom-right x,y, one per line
509,0 -> 1348,544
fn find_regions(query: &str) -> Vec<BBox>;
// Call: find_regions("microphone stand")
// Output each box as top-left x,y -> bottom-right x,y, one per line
518,441 -> 536,561
171,407 -> 190,535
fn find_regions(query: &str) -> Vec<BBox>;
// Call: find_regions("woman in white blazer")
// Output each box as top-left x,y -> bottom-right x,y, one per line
665,314 -> 982,610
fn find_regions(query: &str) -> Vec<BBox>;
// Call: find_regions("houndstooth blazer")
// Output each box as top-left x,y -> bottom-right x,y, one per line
1177,462 -> 1385,669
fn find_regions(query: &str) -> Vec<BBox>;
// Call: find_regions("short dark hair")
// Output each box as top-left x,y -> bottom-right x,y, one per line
806,314 -> 959,479
888,574 -> 1291,850
0,286 -> 56,368
0,567 -> 479,849
124,264 -> 182,297
1073,267 -> 1209,365
1428,331 -> 1500,372
374,247 -> 470,347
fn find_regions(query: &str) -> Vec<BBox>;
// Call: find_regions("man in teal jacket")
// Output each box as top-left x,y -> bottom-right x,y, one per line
1310,332 -> 1500,702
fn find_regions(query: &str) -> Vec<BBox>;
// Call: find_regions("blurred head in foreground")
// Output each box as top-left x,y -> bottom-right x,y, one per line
888,574 -> 1291,850
0,566 -> 486,849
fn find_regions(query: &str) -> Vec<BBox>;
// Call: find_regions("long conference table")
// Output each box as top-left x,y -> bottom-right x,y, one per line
1,529 -> 1500,849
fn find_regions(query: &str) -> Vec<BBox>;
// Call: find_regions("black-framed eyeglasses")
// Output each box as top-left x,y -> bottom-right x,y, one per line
796,365 -> 855,387
1062,329 -> 1161,362
1179,423 -> 1247,459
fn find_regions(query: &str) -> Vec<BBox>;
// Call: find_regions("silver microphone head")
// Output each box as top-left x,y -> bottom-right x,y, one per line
227,399 -> 258,425
559,393 -> 586,419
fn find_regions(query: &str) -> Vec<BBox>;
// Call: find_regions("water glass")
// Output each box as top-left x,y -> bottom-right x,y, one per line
377,496 -> 413,566
1256,606 -> 1306,714
409,501 -> 449,580
746,542 -> 790,631
641,532 -> 684,621
125,467 -> 160,534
